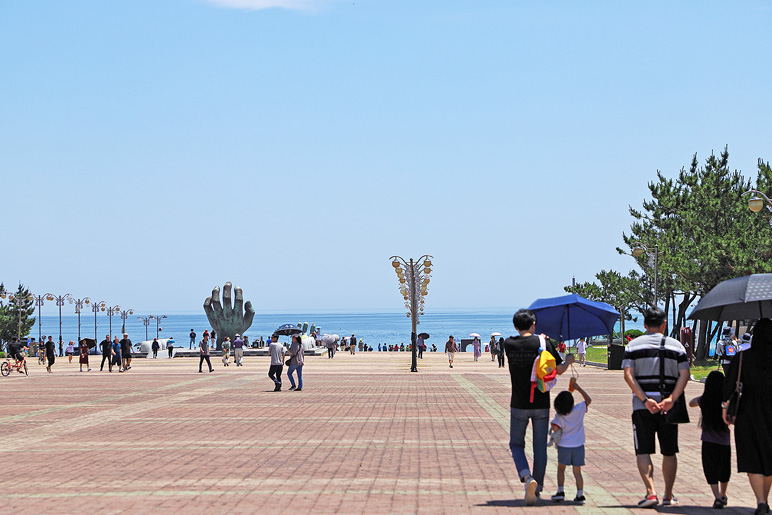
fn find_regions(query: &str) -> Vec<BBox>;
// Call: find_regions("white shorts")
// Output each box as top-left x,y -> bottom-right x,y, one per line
447,352 -> 455,360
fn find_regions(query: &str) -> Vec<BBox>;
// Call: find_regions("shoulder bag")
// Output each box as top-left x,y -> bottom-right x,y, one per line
659,336 -> 690,424
725,352 -> 743,424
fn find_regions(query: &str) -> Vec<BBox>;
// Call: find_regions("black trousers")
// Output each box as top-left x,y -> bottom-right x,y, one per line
498,351 -> 505,367
152,350 -> 158,358
327,348 -> 334,358
199,355 -> 212,371
168,347 -> 173,358
100,353 -> 111,370
268,364 -> 283,384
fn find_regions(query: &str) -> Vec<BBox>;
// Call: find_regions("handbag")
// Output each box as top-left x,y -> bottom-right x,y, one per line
725,352 -> 743,424
659,336 -> 690,425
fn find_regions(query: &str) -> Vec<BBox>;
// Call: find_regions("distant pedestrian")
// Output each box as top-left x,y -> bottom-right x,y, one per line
445,336 -> 457,368
167,336 -> 174,358
58,339 -> 64,357
717,327 -> 737,374
497,337 -> 506,368
151,338 -> 160,359
100,335 -> 111,371
199,335 -> 213,373
189,329 -> 196,349
350,335 -> 356,355
550,381 -> 591,504
689,371 -> 730,509
490,336 -> 497,361
558,341 -> 567,361
268,335 -> 284,391
287,334 -> 304,391
473,336 -> 481,361
211,330 -> 217,347
120,333 -> 132,371
417,336 -> 425,359
79,338 -> 90,372
45,336 -> 56,373
576,339 -> 587,367
65,340 -> 75,363
112,336 -> 122,372
203,329 -> 209,343
233,334 -> 245,366
326,336 -> 336,359
222,336 -> 231,367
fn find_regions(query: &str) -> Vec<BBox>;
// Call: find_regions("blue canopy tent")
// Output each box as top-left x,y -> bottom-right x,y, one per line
527,294 -> 620,341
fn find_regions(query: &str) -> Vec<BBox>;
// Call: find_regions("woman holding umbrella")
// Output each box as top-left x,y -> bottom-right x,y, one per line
287,334 -> 304,392
79,338 -> 91,372
471,334 -> 482,362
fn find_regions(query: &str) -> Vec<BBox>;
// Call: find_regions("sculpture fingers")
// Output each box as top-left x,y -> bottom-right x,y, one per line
242,301 -> 255,329
210,286 -> 222,313
222,282 -> 233,314
233,286 -> 244,316
203,297 -> 217,325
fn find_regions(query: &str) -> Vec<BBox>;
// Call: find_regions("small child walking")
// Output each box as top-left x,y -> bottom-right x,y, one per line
551,380 -> 591,504
689,370 -> 731,509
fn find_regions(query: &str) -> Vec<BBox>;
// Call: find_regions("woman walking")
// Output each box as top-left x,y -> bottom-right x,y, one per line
65,341 -> 75,363
490,336 -> 497,361
472,336 -> 481,362
498,337 -> 506,368
723,318 -> 772,515
287,334 -> 304,392
79,338 -> 91,372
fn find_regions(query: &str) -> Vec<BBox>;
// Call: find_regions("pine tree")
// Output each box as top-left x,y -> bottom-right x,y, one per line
0,283 -> 36,344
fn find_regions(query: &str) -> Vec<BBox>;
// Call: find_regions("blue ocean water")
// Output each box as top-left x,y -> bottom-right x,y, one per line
27,309 -> 645,347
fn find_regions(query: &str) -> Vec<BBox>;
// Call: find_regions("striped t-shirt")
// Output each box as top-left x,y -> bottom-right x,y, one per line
622,332 -> 689,411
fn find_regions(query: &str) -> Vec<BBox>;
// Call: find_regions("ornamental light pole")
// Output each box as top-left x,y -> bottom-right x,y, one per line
105,305 -> 120,340
150,314 -> 167,339
390,255 -> 433,373
120,308 -> 134,335
47,293 -> 73,346
743,189 -> 772,227
631,242 -> 660,306
32,294 -> 47,344
85,299 -> 106,345
71,297 -> 88,342
138,316 -> 151,342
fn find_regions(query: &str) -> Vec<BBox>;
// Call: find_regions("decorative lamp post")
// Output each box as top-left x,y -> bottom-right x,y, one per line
71,297 -> 88,342
631,242 -> 660,306
120,308 -> 134,336
0,288 -> 34,341
85,299 -> 106,345
149,315 -> 167,339
105,305 -> 121,340
138,316 -> 151,342
32,294 -> 47,344
47,293 -> 73,346
743,189 -> 772,227
390,255 -> 433,373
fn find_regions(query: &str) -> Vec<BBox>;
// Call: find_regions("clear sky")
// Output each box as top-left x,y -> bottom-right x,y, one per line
2,0 -> 770,315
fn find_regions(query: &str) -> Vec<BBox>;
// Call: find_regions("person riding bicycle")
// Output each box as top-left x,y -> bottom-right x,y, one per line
7,337 -> 27,368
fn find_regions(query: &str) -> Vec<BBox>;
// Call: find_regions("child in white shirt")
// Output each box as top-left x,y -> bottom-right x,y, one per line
550,380 -> 591,504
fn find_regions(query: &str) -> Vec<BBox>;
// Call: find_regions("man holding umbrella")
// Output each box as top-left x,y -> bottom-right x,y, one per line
504,309 -> 574,505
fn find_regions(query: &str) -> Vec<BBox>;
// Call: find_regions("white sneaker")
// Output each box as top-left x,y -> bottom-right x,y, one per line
525,476 -> 538,506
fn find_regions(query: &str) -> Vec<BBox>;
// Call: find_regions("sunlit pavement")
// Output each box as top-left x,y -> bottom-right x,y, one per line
0,351 -> 756,513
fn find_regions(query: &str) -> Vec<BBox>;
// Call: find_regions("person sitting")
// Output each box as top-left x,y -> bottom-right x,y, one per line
400,343 -> 405,352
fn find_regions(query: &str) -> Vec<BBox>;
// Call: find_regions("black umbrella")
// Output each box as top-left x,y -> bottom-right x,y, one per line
418,333 -> 430,339
688,273 -> 772,322
80,337 -> 97,349
274,324 -> 302,336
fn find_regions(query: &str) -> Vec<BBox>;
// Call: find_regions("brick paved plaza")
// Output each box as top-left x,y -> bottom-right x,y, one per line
0,351 -> 758,514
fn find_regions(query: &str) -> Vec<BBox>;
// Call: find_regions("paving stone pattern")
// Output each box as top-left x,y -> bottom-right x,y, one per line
0,352 -> 758,514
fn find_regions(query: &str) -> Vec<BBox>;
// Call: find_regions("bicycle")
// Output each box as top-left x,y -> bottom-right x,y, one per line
1,355 -> 28,376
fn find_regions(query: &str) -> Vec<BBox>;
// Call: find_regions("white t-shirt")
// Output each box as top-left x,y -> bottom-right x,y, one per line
551,401 -> 587,448
576,340 -> 586,354
269,342 -> 285,366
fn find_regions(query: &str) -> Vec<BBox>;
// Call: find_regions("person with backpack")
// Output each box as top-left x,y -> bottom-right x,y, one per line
717,327 -> 737,374
503,309 -> 574,506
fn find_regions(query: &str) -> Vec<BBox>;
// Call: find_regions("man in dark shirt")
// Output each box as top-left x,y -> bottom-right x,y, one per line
120,333 -> 132,371
504,309 -> 574,505
99,335 -> 112,371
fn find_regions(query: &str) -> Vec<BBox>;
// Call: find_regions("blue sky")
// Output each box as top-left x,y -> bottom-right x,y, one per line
1,0 -> 770,315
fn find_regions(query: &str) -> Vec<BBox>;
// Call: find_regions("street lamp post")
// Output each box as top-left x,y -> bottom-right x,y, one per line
85,299 -> 106,345
105,305 -> 120,340
632,242 -> 660,306
120,309 -> 134,336
32,294 -> 46,344
47,293 -> 73,346
390,255 -> 433,373
150,315 -> 167,339
743,189 -> 772,226
0,288 -> 34,341
138,316 -> 151,342
71,297 -> 88,342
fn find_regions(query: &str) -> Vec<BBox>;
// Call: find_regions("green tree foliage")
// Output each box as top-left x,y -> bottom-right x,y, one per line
564,269 -> 642,341
619,148 -> 772,358
0,283 -> 36,345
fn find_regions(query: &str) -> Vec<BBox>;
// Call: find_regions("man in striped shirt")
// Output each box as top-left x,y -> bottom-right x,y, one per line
623,307 -> 689,509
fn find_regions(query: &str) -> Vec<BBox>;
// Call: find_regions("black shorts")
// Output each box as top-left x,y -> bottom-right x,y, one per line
632,409 -> 679,456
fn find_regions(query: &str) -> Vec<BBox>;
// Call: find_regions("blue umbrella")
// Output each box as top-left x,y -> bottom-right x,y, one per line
527,294 -> 620,341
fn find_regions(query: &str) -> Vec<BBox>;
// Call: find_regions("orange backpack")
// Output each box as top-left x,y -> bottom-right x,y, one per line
530,335 -> 558,402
